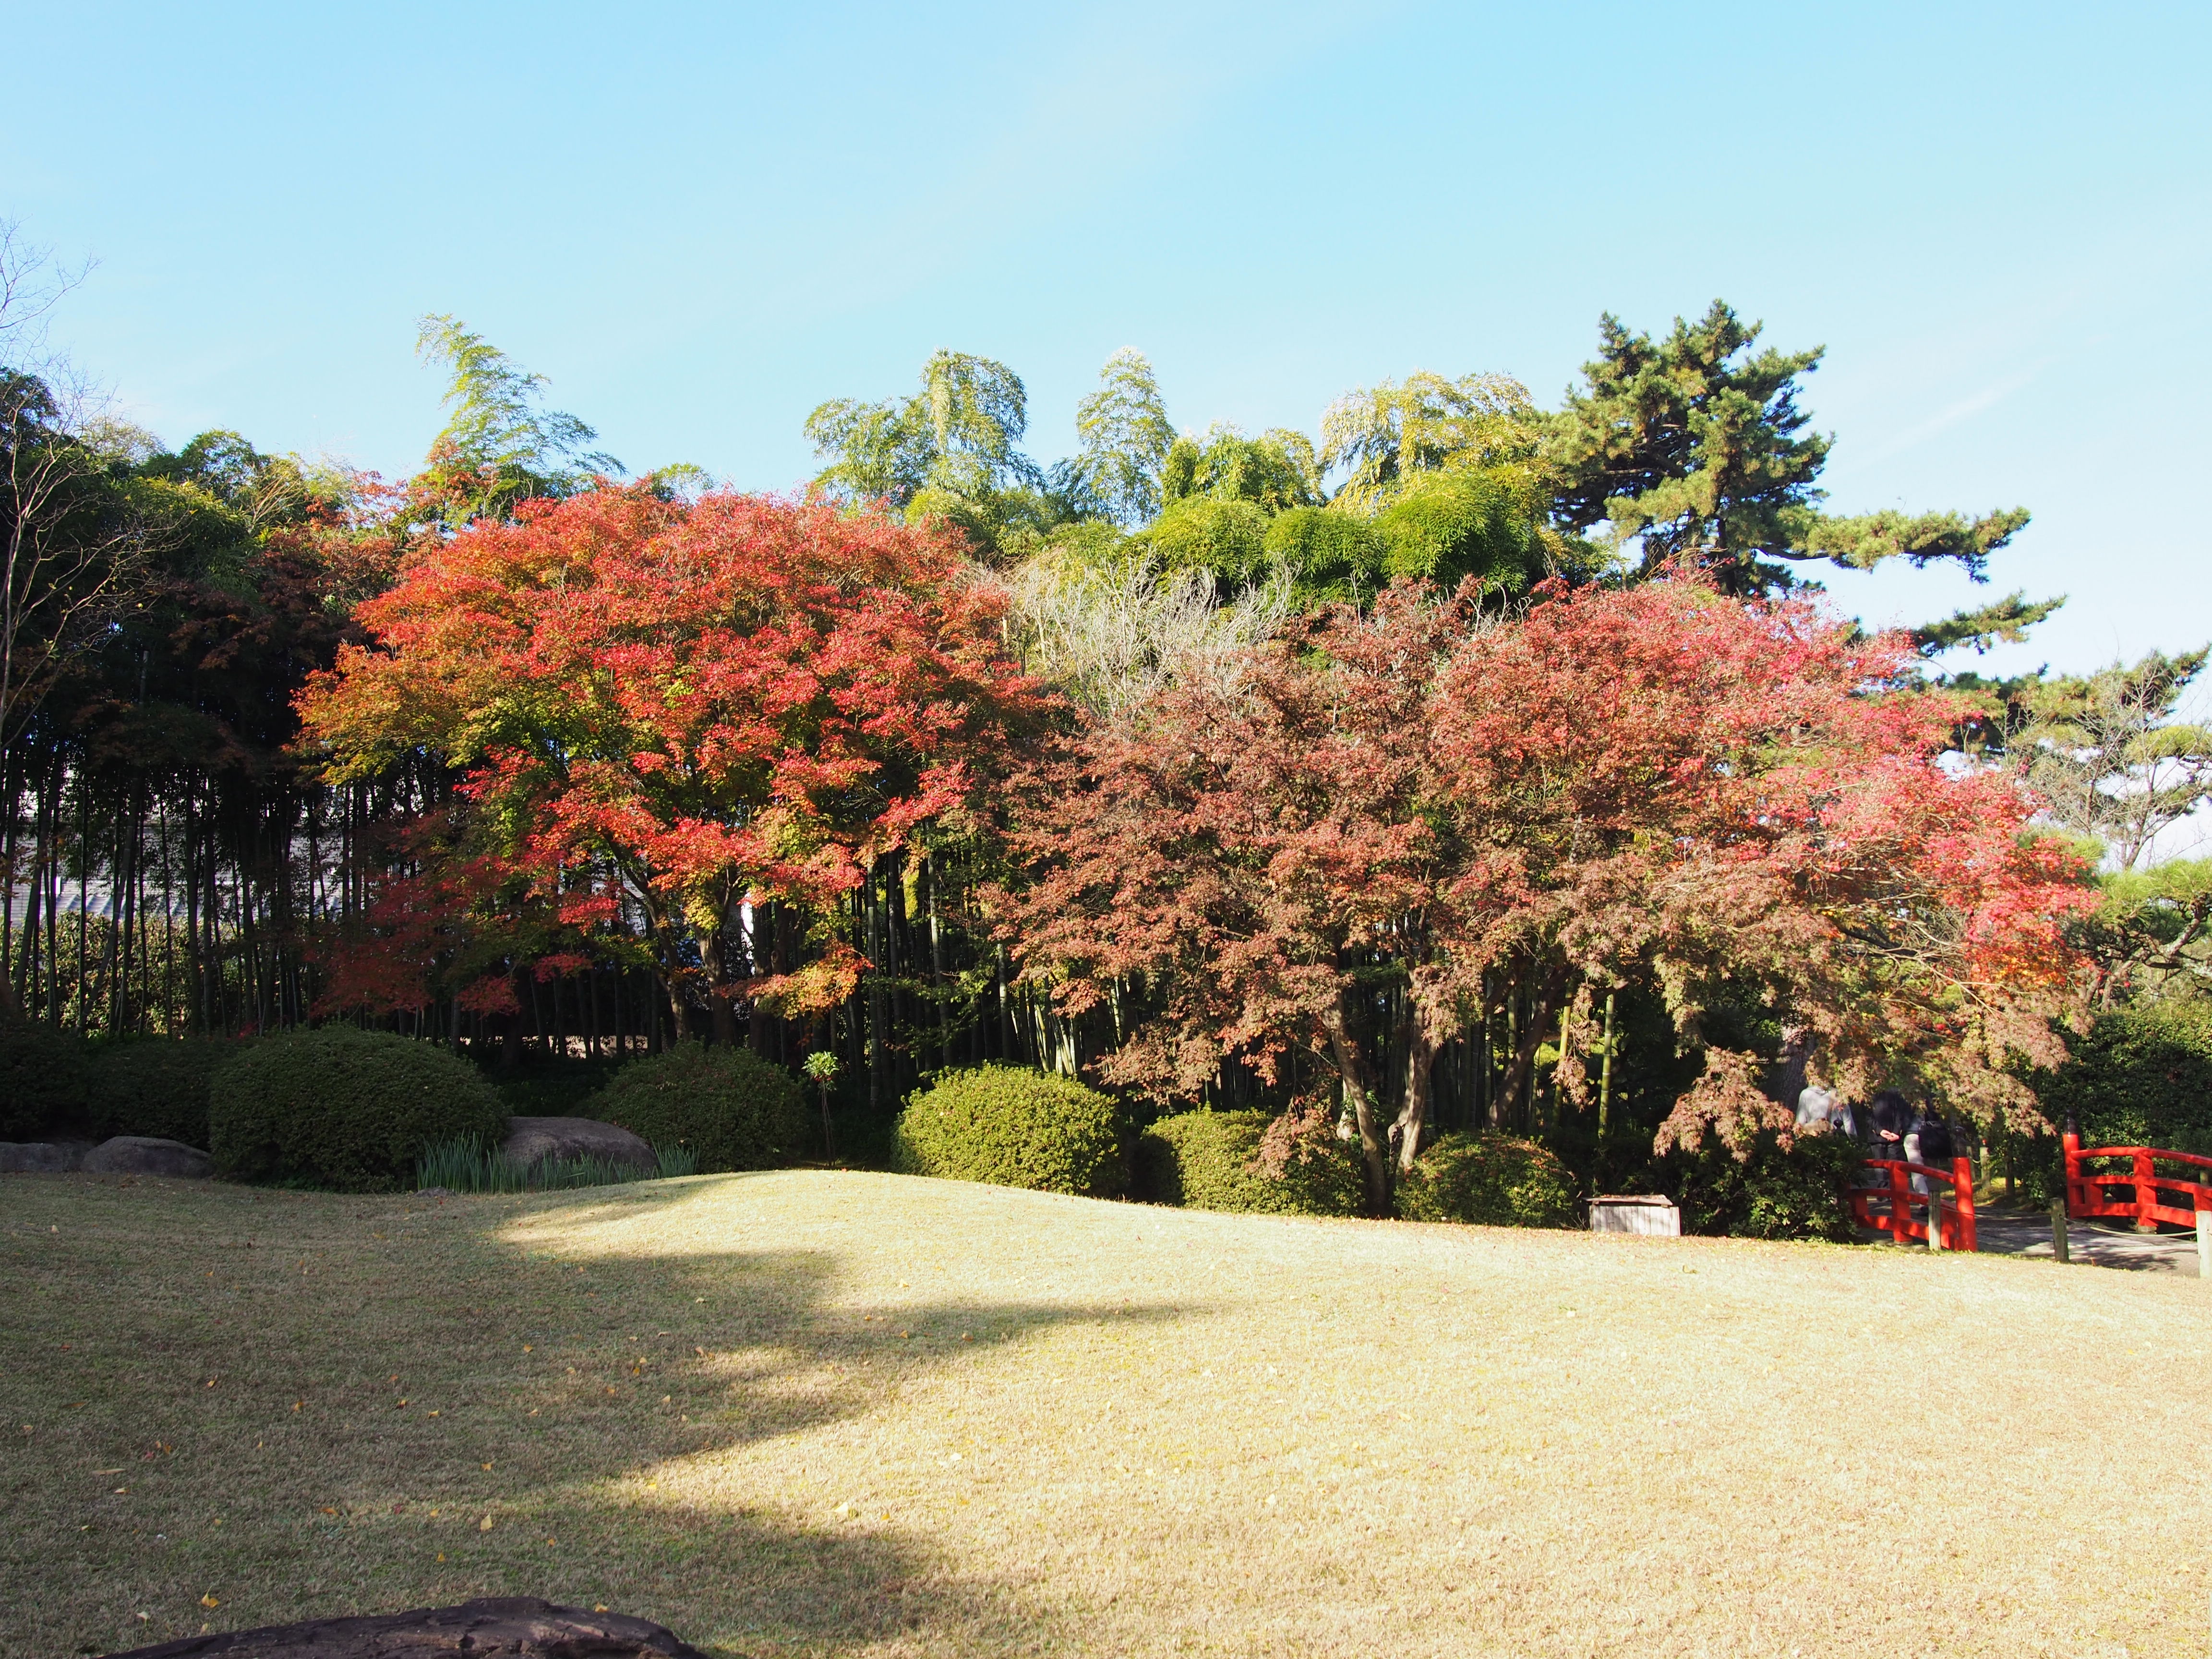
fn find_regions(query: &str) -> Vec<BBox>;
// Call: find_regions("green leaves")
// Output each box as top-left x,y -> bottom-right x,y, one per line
1803,505 -> 2031,579
1911,589 -> 2066,658
1544,301 -> 2051,609
1160,425 -> 1321,515
1071,349 -> 1175,527
414,315 -> 619,525
1546,300 -> 1828,592
2002,648 -> 2212,869
805,350 -> 1039,518
1321,372 -> 1535,512
804,395 -> 937,509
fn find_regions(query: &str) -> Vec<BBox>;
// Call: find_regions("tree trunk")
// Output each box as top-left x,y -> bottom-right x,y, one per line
12,769 -> 44,1015
702,896 -> 741,1047
1392,1022 -> 1442,1176
1494,969 -> 1563,1126
1323,1002 -> 1392,1215
865,875 -> 885,1110
504,966 -> 525,1070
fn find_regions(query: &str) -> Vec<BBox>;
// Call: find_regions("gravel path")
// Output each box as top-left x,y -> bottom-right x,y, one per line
1968,1209 -> 2208,1275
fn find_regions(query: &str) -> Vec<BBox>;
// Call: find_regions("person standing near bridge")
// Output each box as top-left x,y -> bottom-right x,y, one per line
1865,1091 -> 1912,1152
1904,1105 -> 1956,1199
1796,1079 -> 1855,1138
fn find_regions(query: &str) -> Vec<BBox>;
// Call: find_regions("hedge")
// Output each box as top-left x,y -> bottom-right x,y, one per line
210,1027 -> 509,1191
85,1039 -> 242,1148
593,1043 -> 810,1172
2038,1005 -> 2212,1155
893,1066 -> 1125,1197
0,1019 -> 88,1141
1395,1132 -> 1578,1228
1136,1109 -> 1362,1216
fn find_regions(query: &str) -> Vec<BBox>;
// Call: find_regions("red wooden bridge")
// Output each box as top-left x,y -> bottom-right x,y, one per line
1851,1156 -> 1978,1251
2062,1129 -> 2212,1232
1851,1133 -> 2212,1261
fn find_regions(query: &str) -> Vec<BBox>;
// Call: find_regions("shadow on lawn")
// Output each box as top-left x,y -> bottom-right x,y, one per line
304,1174 -> 1173,1655
4,1172 -> 1179,1659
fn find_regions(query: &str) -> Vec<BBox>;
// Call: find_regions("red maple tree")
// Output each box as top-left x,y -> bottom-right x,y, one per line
299,485 -> 1047,1039
1000,577 -> 2092,1211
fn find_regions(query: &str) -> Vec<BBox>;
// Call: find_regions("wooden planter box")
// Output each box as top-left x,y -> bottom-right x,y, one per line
1590,1195 -> 1682,1236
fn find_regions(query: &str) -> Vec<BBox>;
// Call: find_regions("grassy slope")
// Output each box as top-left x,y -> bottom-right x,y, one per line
3,1170 -> 2206,1659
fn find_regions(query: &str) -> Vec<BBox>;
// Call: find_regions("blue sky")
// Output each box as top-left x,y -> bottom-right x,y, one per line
5,0 -> 2206,678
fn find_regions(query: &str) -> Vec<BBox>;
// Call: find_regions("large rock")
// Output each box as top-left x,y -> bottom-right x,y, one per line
503,1114 -> 657,1172
103,1597 -> 709,1658
0,1141 -> 84,1173
82,1135 -> 213,1178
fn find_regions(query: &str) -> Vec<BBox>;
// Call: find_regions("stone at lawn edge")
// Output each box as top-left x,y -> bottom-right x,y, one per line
0,1141 -> 83,1173
503,1114 -> 657,1171
82,1136 -> 214,1178
101,1596 -> 711,1658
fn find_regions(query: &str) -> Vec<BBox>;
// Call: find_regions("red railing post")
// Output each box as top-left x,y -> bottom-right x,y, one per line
2062,1125 -> 2082,1220
1950,1156 -> 1976,1252
2132,1149 -> 2158,1233
1889,1161 -> 1914,1245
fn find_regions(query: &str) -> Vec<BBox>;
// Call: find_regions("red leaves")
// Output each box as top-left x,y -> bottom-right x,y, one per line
299,485 -> 1047,1018
1007,575 -> 2094,1158
1653,1049 -> 1798,1160
455,976 -> 521,1017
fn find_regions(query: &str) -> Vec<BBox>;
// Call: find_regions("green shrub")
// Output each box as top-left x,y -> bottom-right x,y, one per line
893,1065 -> 1124,1198
1371,467 -> 1545,589
210,1027 -> 509,1191
0,1019 -> 89,1141
1141,497 -> 1273,587
2038,1005 -> 2212,1155
1263,507 -> 1387,605
593,1043 -> 809,1173
1136,1109 -> 1362,1216
1990,1128 -> 2065,1210
1395,1132 -> 1579,1228
490,1052 -> 625,1118
85,1039 -> 242,1147
1671,1126 -> 1859,1241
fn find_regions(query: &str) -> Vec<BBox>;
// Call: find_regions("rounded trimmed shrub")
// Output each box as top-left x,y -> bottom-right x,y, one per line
0,1019 -> 89,1141
1136,1109 -> 1362,1216
893,1065 -> 1124,1198
210,1027 -> 508,1191
1396,1132 -> 1579,1228
594,1043 -> 809,1173
86,1039 -> 243,1148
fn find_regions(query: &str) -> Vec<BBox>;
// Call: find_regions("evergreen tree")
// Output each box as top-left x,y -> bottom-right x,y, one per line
1545,300 -> 2033,616
2009,650 -> 2212,870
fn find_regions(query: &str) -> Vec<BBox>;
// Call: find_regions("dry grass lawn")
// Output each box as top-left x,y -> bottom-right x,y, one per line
4,1168 -> 2208,1658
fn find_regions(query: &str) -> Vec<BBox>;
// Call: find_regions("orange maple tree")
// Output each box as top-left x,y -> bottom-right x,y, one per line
298,485 -> 1046,1039
999,577 -> 2092,1211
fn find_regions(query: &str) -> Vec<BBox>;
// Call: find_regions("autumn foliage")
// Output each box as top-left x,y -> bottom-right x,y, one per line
999,577 -> 2091,1210
299,486 -> 1046,1036
292,472 -> 2092,1214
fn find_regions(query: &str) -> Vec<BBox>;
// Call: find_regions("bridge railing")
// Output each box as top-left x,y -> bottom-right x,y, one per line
1851,1155 -> 1977,1251
2062,1132 -> 2212,1231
